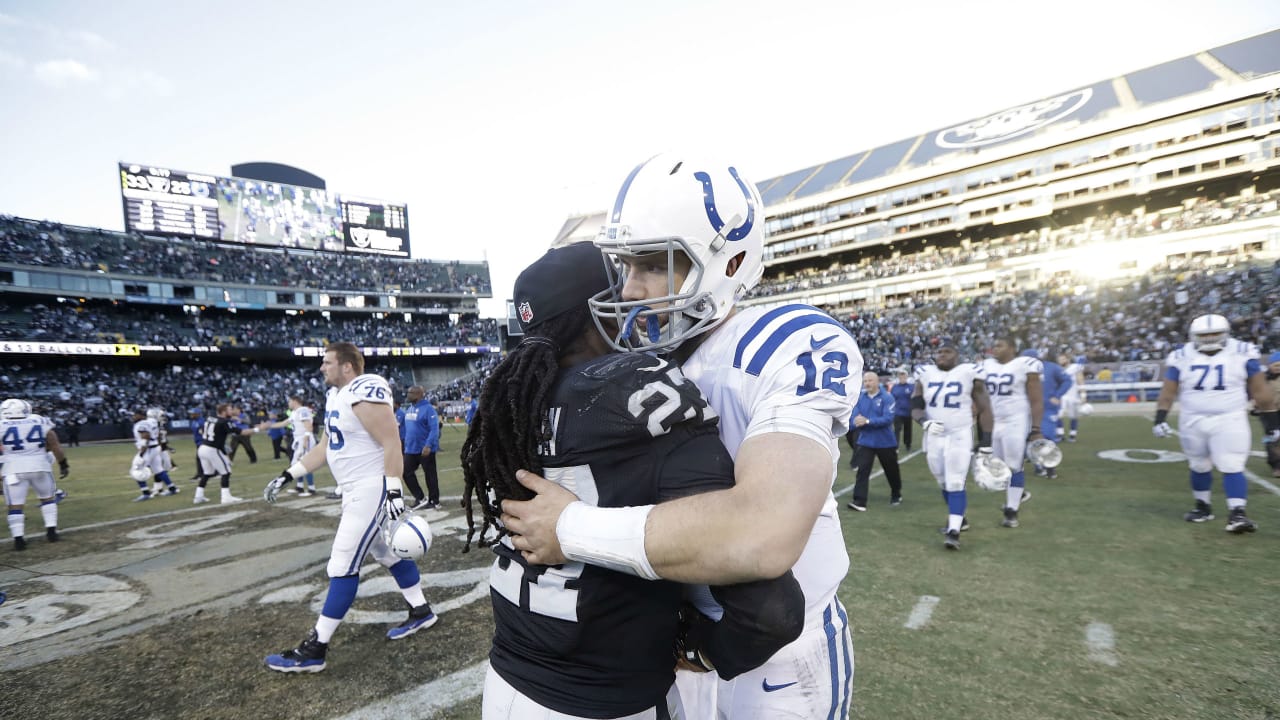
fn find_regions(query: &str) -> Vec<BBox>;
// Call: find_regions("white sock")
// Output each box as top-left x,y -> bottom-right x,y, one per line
947,514 -> 964,532
1005,486 -> 1022,511
194,487 -> 206,500
7,512 -> 24,539
315,615 -> 341,644
221,488 -> 237,501
40,501 -> 57,529
1226,498 -> 1246,510
401,585 -> 427,609
1194,490 -> 1211,504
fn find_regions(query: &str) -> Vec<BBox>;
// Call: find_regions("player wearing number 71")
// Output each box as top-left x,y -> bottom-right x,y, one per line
260,342 -> 438,673
1152,314 -> 1280,533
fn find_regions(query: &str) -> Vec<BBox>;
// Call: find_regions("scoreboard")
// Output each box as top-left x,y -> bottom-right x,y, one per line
119,163 -> 410,257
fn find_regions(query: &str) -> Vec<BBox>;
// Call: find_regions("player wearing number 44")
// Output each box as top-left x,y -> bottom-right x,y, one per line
913,341 -> 999,550
261,342 -> 437,673
1153,314 -> 1280,533
500,154 -> 860,720
462,243 -> 804,720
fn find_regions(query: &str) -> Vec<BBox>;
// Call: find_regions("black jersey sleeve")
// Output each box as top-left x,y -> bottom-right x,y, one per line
679,571 -> 805,680
652,423 -> 735,502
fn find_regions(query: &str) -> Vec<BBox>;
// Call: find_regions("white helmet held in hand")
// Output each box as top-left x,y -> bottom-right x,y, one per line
385,513 -> 433,559
1026,438 -> 1063,469
590,152 -> 765,354
973,453 -> 1013,491
1079,402 -> 1095,416
1189,313 -> 1230,353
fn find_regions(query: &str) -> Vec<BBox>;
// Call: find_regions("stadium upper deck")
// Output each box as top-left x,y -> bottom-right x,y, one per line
754,28 -> 1280,286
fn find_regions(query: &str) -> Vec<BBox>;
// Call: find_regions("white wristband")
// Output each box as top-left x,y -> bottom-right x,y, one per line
286,462 -> 308,479
384,476 -> 403,494
557,501 -> 659,580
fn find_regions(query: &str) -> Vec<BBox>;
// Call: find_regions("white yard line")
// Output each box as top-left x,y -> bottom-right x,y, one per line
332,661 -> 488,720
835,448 -> 922,498
903,595 -> 940,630
1084,622 -> 1119,666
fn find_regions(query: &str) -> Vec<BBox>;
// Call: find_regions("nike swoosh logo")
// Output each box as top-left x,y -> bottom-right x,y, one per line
762,679 -> 798,692
810,334 -> 838,351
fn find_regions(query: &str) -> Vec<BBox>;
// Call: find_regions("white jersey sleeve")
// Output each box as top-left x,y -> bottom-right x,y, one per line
325,374 -> 393,483
734,308 -> 863,448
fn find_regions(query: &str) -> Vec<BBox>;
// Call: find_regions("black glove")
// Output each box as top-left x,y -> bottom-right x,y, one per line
674,603 -> 716,673
58,457 -> 70,479
264,470 -> 294,504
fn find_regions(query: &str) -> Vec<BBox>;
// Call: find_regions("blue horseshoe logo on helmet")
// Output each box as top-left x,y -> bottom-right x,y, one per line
694,167 -> 756,242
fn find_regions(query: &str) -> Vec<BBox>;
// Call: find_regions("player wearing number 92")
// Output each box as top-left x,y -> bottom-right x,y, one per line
499,154 -> 860,720
912,341 -> 996,550
462,243 -> 804,720
1153,314 -> 1280,533
261,342 -> 438,674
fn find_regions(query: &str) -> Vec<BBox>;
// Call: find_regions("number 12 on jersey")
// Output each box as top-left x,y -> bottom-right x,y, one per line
796,351 -> 849,396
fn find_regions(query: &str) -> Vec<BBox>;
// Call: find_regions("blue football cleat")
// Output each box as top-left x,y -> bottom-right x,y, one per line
387,603 -> 437,640
265,630 -> 328,673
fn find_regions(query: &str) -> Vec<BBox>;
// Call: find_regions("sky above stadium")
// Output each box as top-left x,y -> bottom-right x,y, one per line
1,0 -> 1279,318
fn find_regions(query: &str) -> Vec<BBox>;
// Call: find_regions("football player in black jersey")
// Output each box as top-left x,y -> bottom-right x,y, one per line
461,243 -> 803,720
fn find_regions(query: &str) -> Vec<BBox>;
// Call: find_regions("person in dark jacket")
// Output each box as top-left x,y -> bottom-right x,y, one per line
890,368 -> 914,451
847,371 -> 903,511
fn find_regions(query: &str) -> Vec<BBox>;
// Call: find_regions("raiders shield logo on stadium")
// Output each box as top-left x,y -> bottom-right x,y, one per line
518,301 -> 533,323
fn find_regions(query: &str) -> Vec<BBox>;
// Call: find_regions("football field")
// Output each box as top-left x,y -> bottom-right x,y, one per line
1,414 -> 1277,719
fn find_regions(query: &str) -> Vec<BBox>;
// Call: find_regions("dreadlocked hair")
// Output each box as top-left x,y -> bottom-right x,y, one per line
460,306 -> 588,552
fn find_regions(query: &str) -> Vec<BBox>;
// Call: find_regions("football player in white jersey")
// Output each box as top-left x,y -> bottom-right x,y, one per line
1056,354 -> 1085,443
262,342 -> 437,672
982,337 -> 1044,528
1153,314 -> 1280,533
2,399 -> 69,550
260,396 -> 317,496
502,154 -> 861,719
131,410 -> 178,501
913,342 -> 996,549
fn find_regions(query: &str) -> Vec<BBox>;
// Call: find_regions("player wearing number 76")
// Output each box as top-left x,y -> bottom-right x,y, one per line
261,342 -> 437,673
499,154 -> 861,719
1152,314 -> 1280,533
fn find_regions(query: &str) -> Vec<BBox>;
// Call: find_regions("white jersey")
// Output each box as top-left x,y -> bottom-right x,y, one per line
980,356 -> 1041,419
324,374 -> 393,482
916,362 -> 985,430
0,414 -> 55,475
290,406 -> 315,449
681,304 -> 862,623
133,418 -> 160,450
1166,340 -> 1261,417
1063,363 -> 1082,392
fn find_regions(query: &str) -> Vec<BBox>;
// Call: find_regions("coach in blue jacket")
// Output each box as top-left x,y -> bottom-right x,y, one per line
403,385 -> 441,509
890,368 -> 914,451
847,371 -> 903,512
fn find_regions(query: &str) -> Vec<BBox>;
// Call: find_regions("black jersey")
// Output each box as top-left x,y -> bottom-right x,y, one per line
201,416 -> 234,452
488,353 -> 734,718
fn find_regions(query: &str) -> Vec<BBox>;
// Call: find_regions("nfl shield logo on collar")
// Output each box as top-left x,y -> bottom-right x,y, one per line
518,301 -> 533,323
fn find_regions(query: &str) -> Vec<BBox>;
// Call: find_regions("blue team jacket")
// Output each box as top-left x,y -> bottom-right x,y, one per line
852,388 -> 897,448
890,383 -> 913,418
403,399 -> 440,454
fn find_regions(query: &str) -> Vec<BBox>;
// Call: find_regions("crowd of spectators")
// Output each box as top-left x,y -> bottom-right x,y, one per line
0,301 -> 500,349
750,189 -> 1280,298
0,215 -> 491,295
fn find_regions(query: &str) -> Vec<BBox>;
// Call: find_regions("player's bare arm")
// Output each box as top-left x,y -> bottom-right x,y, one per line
504,430 -> 832,584
972,378 -> 994,435
1025,372 -> 1044,438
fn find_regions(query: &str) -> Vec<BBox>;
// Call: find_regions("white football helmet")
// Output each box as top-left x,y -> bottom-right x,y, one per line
146,408 -> 165,421
589,153 -> 765,354
1189,313 -> 1230,353
384,513 -> 433,560
1079,402 -> 1095,417
1026,438 -> 1063,469
973,453 -> 1013,491
129,456 -> 152,482
1,398 -> 30,419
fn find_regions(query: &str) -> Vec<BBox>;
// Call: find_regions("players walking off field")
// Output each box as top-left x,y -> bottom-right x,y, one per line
2,398 -> 69,550
913,341 -> 1002,549
262,342 -> 437,673
502,154 -> 859,719
130,409 -> 179,501
260,397 -> 317,496
981,337 -> 1046,529
1153,314 -> 1280,533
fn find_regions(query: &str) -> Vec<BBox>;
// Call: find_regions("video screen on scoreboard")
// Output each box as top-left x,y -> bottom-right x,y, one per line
118,162 -> 409,257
